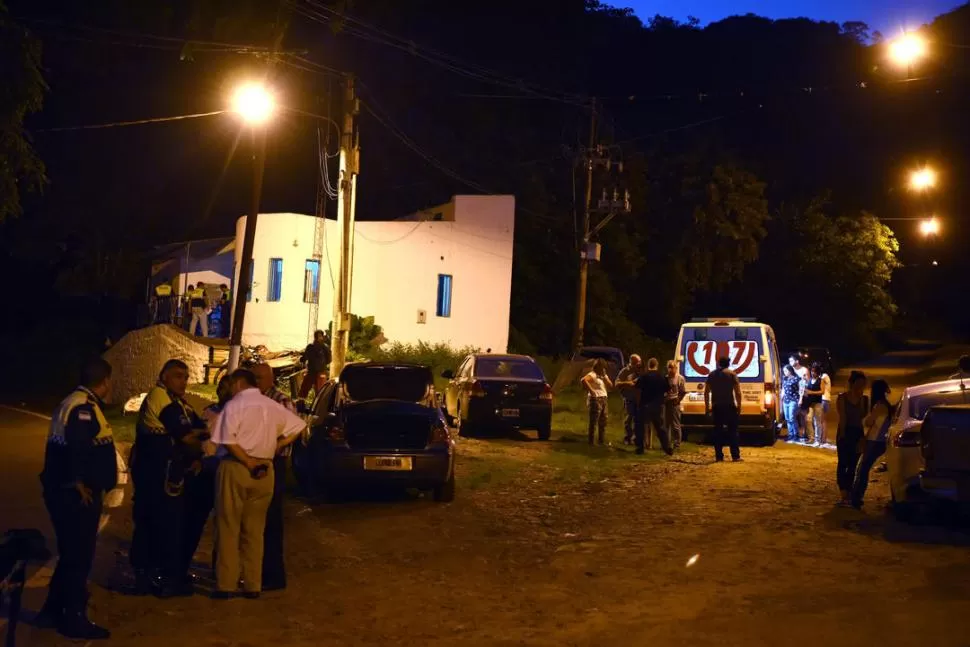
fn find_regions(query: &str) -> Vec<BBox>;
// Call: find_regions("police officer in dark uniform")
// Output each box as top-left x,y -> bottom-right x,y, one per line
37,357 -> 117,640
130,359 -> 207,597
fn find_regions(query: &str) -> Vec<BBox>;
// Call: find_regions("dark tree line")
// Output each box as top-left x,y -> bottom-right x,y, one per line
2,0 -> 969,378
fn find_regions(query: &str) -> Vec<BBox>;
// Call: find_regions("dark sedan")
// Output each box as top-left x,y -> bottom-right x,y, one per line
291,362 -> 456,502
442,354 -> 553,439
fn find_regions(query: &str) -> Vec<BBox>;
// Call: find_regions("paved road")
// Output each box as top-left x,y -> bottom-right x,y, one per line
0,407 -> 53,537
0,407 -> 55,642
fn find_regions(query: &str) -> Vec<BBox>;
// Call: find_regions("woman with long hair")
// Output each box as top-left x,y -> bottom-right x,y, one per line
835,371 -> 868,506
850,378 -> 894,509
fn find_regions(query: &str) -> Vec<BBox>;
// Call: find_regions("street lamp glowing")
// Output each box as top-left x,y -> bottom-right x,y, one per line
909,167 -> 937,192
232,83 -> 276,125
919,218 -> 940,237
889,33 -> 928,67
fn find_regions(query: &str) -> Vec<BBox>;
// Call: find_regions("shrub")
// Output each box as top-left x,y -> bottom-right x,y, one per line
368,341 -> 479,376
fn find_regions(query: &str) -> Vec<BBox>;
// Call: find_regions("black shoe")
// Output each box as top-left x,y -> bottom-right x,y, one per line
635,448 -> 644,455
715,457 -> 724,462
732,457 -> 743,462
57,612 -> 110,640
211,590 -> 231,600
261,581 -> 286,592
154,577 -> 195,599
132,571 -> 158,596
33,604 -> 62,629
242,591 -> 260,600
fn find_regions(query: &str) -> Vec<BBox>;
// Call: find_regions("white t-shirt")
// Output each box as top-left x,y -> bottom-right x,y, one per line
212,387 -> 305,459
820,374 -> 832,402
583,372 -> 608,398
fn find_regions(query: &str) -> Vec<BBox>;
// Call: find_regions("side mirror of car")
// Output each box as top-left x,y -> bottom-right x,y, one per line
325,412 -> 338,425
441,369 -> 455,380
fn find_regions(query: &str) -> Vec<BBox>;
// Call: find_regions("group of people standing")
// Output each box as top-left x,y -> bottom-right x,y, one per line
834,371 -> 894,509
581,354 -> 744,462
37,356 -> 311,640
582,355 -> 678,456
781,354 -> 832,446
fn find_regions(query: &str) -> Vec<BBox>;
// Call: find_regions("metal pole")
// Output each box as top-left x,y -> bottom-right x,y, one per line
330,75 -> 359,379
228,127 -> 268,371
571,97 -> 596,353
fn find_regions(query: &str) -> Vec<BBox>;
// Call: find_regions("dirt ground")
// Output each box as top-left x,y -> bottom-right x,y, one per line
30,436 -> 970,647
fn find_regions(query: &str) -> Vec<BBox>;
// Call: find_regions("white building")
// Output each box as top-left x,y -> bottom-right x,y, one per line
231,195 -> 515,353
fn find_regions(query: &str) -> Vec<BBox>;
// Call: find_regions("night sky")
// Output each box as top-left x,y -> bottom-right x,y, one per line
625,0 -> 966,34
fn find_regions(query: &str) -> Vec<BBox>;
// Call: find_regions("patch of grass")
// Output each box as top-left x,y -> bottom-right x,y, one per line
105,408 -> 137,444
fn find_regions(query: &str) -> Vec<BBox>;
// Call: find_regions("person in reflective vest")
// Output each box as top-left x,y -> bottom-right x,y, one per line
188,283 -> 208,337
130,359 -> 207,597
153,283 -> 174,324
37,357 -> 118,640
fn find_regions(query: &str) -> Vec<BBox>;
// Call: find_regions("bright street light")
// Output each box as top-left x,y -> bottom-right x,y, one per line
231,82 -> 276,125
889,33 -> 928,68
919,217 -> 941,237
908,167 -> 938,192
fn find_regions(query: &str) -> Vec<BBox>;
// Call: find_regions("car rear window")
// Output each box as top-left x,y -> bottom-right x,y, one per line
475,358 -> 544,380
910,389 -> 970,420
341,365 -> 433,402
681,326 -> 763,381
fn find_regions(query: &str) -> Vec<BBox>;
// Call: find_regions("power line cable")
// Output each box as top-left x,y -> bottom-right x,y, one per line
35,110 -> 226,132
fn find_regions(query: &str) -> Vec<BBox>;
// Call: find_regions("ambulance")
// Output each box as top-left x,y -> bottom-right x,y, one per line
675,318 -> 783,445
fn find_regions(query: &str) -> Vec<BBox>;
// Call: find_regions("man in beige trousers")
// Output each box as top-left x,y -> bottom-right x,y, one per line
209,369 -> 305,599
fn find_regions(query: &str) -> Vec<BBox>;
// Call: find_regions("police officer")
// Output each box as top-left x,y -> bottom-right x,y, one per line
130,359 -> 207,597
252,363 -> 299,591
188,282 -> 208,337
153,282 -> 174,324
37,357 -> 117,640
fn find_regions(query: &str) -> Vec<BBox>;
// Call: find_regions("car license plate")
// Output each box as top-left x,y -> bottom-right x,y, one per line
688,393 -> 704,402
363,456 -> 413,471
501,408 -> 520,418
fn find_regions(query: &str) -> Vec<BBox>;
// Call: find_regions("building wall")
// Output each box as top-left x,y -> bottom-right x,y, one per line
232,195 -> 515,352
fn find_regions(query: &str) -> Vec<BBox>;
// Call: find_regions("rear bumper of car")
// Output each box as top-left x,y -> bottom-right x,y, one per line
920,470 -> 970,503
467,400 -> 552,429
312,445 -> 454,489
682,412 -> 779,433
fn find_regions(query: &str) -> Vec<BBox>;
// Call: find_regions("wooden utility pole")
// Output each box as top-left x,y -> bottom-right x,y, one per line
571,98 -> 597,353
330,75 -> 360,379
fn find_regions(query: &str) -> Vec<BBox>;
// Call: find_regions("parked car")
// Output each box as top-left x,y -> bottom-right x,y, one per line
442,354 -> 553,440
919,404 -> 970,511
786,347 -> 834,377
885,378 -> 970,520
291,362 -> 456,502
571,346 -> 625,380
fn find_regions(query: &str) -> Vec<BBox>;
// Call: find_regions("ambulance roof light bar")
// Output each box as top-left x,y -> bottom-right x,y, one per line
689,317 -> 759,323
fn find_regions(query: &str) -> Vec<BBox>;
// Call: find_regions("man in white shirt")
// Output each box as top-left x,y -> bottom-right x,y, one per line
210,369 -> 305,599
789,354 -> 810,440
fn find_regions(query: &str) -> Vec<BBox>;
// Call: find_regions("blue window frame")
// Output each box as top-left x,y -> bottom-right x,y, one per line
304,259 -> 320,304
245,263 -> 254,302
267,258 -> 283,302
436,274 -> 452,318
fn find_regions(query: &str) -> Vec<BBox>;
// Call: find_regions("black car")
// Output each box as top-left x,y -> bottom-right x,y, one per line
291,362 -> 456,502
442,354 -> 553,440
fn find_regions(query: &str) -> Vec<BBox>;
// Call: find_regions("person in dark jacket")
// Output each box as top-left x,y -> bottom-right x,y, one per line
705,356 -> 743,462
634,358 -> 674,456
130,359 -> 207,597
37,357 -> 118,640
299,329 -> 332,399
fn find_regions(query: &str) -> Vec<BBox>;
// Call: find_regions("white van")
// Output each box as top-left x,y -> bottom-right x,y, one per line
675,318 -> 783,445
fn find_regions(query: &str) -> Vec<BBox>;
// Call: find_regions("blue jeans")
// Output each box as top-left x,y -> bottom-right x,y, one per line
783,401 -> 799,438
622,398 -> 638,440
851,440 -> 887,506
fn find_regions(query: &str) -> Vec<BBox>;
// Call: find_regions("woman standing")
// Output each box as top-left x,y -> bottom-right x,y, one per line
581,358 -> 613,446
851,379 -> 894,509
782,365 -> 801,441
835,371 -> 868,506
803,363 -> 826,445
